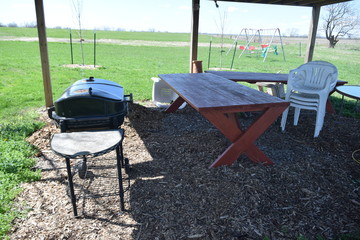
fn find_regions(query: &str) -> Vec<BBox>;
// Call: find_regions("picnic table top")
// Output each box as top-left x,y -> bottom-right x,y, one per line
158,73 -> 288,112
205,70 -> 348,85
205,70 -> 288,83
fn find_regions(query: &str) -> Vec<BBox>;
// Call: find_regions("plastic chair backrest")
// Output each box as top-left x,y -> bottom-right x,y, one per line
288,61 -> 338,94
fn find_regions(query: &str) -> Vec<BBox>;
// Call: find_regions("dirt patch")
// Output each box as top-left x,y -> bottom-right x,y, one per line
10,102 -> 360,239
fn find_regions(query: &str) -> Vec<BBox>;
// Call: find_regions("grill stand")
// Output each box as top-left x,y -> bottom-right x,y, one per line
65,158 -> 78,216
51,129 -> 128,217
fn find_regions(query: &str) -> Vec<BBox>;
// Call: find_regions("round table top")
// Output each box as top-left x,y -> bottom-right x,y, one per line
51,130 -> 123,159
336,85 -> 360,100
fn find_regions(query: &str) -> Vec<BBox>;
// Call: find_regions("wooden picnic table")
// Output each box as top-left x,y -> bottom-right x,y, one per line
205,70 -> 348,86
205,70 -> 348,113
158,73 -> 289,168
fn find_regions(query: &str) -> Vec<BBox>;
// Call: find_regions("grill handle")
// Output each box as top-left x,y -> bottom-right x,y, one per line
124,93 -> 133,103
47,106 -> 55,119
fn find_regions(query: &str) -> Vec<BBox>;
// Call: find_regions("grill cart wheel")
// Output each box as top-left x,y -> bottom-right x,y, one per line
78,156 -> 87,179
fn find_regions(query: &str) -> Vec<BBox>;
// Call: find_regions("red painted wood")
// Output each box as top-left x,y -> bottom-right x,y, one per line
158,73 -> 290,168
158,73 -> 289,112
164,97 -> 185,113
209,106 -> 287,167
201,111 -> 243,142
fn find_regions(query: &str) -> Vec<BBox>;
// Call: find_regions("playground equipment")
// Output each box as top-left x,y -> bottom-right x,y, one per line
207,28 -> 286,70
228,28 -> 286,64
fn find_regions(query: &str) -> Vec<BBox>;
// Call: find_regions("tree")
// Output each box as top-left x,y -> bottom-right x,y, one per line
322,2 -> 360,48
286,28 -> 300,37
7,22 -> 18,27
24,22 -> 37,28
71,0 -> 85,65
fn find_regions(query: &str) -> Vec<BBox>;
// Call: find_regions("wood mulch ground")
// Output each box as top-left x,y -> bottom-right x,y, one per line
10,101 -> 360,240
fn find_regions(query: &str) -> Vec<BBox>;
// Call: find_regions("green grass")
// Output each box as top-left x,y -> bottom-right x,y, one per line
0,113 -> 44,239
0,27 -> 214,43
0,28 -> 359,238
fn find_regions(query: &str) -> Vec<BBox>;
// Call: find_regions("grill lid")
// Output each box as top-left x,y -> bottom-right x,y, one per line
58,76 -> 125,101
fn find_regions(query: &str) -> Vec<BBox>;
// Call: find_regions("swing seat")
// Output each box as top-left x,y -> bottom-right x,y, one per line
239,46 -> 256,51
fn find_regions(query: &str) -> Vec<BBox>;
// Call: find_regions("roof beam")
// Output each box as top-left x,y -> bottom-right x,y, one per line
215,0 -> 352,7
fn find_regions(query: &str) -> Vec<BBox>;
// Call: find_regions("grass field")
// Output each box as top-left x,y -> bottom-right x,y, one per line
0,27 -> 359,238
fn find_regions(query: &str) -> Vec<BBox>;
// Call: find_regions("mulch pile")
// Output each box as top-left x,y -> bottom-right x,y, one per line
10,102 -> 360,239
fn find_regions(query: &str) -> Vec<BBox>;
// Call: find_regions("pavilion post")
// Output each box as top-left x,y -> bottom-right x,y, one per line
190,0 -> 200,73
304,5 -> 321,63
35,0 -> 53,107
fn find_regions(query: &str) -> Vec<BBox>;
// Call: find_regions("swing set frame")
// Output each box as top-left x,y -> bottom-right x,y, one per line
228,28 -> 286,63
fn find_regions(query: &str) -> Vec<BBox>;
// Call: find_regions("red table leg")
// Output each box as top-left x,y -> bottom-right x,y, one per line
202,106 -> 287,168
326,99 -> 336,114
165,96 -> 186,113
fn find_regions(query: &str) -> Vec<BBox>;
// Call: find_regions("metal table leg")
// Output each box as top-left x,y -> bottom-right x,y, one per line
340,95 -> 345,114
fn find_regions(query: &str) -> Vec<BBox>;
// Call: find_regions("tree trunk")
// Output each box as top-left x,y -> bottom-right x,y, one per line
328,35 -> 338,48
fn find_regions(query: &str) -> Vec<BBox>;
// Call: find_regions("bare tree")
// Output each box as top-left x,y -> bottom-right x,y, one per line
7,22 -> 18,27
24,22 -> 37,28
72,0 -> 85,65
286,28 -> 300,37
322,2 -> 360,48
214,8 -> 227,69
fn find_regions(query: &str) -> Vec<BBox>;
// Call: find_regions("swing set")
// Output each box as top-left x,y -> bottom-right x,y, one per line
208,28 -> 286,70
229,28 -> 286,63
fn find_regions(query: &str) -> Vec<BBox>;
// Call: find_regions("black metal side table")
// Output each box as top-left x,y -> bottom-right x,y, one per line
50,129 -> 129,217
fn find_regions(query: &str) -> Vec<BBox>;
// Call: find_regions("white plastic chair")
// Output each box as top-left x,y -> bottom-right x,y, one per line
280,61 -> 338,137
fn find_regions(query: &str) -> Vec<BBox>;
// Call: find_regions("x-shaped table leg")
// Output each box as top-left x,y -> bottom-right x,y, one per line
201,106 -> 287,168
165,97 -> 185,113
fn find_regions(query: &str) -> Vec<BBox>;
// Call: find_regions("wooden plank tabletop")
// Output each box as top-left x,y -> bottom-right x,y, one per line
205,70 -> 348,85
158,73 -> 288,112
205,70 -> 288,83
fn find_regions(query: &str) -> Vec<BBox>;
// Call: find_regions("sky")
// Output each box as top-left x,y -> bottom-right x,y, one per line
0,0 -> 359,36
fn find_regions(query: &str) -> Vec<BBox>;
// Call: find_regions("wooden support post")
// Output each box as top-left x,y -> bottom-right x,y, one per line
305,5 -> 321,63
190,0 -> 200,73
192,60 -> 203,73
35,0 -> 53,107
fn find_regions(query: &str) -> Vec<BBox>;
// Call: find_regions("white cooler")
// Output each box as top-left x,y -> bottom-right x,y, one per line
151,77 -> 186,109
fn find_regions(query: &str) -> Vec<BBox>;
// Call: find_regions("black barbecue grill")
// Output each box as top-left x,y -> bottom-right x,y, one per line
49,77 -> 132,216
49,76 -> 132,132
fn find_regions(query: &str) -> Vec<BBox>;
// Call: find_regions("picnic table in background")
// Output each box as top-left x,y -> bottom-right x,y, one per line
158,73 -> 289,168
205,70 -> 348,113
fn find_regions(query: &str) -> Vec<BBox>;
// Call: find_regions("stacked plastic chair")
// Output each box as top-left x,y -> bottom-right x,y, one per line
281,61 -> 338,137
